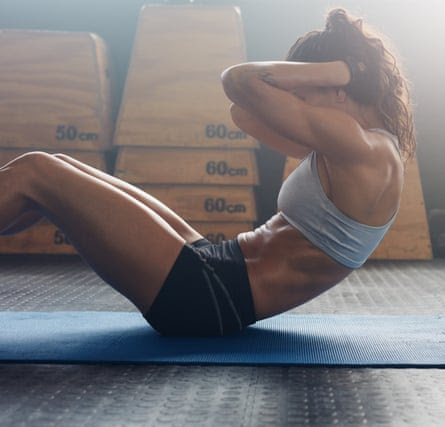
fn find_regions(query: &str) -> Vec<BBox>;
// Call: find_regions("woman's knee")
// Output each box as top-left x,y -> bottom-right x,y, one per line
5,152 -> 60,190
8,151 -> 54,170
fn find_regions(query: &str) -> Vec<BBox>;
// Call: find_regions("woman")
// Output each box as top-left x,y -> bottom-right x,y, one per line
0,9 -> 415,336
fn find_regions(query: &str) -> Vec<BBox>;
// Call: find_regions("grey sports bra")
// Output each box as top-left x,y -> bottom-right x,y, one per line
277,129 -> 399,268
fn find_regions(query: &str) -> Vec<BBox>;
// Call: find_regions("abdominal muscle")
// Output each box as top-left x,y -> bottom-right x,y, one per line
237,213 -> 352,320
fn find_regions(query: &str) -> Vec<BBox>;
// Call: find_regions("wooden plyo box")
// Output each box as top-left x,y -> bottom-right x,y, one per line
0,222 -> 76,255
139,185 -> 257,222
110,6 -> 259,240
282,156 -> 432,260
114,147 -> 259,185
0,30 -> 113,151
113,5 -> 257,148
370,158 -> 432,259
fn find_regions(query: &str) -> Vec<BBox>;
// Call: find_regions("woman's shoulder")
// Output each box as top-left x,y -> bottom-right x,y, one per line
367,128 -> 400,154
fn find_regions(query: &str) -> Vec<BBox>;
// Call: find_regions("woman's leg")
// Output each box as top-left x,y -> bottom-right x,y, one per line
1,152 -> 204,244
0,152 -> 189,314
52,153 -> 204,243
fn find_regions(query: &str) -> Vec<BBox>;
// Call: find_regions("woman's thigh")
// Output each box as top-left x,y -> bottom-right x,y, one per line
53,153 -> 204,244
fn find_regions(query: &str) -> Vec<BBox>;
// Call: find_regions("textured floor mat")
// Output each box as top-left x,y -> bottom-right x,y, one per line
1,311 -> 444,366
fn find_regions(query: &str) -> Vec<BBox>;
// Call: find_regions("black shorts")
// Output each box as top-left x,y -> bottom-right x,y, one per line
144,238 -> 256,337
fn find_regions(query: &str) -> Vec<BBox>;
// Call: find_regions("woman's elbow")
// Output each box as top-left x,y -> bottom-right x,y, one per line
221,63 -> 255,104
221,65 -> 241,102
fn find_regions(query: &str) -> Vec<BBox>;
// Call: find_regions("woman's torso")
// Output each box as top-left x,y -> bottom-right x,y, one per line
237,129 -> 403,320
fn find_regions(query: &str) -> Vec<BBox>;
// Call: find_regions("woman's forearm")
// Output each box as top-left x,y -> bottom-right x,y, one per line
221,60 -> 350,105
230,104 -> 310,158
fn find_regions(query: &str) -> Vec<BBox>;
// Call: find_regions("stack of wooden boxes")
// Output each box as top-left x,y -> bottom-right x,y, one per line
5,6 -> 429,261
113,5 -> 259,243
0,30 -> 113,254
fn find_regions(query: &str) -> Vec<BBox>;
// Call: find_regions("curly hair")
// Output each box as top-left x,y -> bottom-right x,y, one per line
286,8 -> 416,160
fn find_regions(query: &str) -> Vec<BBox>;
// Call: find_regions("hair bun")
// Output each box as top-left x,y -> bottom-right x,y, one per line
326,8 -> 348,31
326,8 -> 362,33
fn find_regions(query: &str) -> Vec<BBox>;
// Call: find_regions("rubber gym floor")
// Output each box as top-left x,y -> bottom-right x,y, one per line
1,255 -> 444,426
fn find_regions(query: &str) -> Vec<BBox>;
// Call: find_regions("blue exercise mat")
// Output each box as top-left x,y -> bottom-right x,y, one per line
0,312 -> 444,366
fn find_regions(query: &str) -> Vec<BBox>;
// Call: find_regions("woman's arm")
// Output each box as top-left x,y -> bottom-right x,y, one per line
230,103 -> 309,159
222,61 -> 350,104
221,61 -> 370,162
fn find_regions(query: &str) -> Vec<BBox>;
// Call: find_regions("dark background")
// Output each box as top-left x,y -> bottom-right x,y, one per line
1,0 -> 444,254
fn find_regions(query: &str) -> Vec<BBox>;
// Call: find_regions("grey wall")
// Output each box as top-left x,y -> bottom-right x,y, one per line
1,0 -> 444,252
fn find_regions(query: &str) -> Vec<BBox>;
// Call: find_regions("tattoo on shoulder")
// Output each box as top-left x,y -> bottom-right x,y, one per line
258,71 -> 279,88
